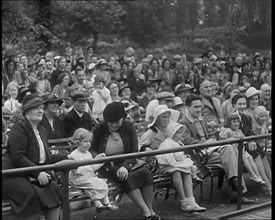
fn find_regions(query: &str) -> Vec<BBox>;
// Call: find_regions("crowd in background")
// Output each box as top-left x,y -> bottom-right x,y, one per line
1,44 -> 272,219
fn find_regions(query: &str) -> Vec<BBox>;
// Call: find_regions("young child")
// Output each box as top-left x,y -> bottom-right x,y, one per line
156,121 -> 206,212
69,128 -> 118,212
219,112 -> 265,184
91,75 -> 112,122
4,81 -> 21,113
252,106 -> 272,195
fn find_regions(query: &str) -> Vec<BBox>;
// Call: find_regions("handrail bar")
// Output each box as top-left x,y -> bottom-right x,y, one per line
2,134 -> 271,176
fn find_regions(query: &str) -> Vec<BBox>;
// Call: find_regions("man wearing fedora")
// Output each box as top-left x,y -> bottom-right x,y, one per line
63,90 -> 97,137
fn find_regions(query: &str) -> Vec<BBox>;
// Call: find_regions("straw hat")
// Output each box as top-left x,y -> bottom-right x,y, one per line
43,93 -> 63,106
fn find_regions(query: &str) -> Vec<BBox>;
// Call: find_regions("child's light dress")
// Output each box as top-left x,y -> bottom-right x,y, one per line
69,149 -> 108,201
219,128 -> 250,158
156,138 -> 194,174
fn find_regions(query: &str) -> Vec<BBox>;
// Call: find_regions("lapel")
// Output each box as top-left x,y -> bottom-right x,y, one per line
202,97 -> 215,112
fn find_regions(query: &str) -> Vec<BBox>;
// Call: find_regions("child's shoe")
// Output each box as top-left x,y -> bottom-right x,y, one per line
104,203 -> 119,211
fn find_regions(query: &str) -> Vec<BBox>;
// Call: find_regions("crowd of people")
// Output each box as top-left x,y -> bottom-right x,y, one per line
1,45 -> 272,220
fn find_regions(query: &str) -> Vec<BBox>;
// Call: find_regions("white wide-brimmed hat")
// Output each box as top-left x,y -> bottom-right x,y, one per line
167,121 -> 186,138
148,105 -> 171,128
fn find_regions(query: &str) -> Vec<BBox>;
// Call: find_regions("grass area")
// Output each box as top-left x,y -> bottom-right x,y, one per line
67,173 -> 271,220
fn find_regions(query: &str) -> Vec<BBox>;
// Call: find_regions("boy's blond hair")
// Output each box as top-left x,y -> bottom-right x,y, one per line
72,128 -> 93,145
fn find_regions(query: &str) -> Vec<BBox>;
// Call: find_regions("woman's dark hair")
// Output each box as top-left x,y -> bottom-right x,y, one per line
185,94 -> 202,107
161,58 -> 171,69
107,80 -> 120,90
231,93 -> 247,106
149,58 -> 159,66
57,71 -> 70,84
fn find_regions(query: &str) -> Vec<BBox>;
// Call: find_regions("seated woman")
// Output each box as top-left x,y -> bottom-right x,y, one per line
2,94 -> 71,220
139,105 -> 205,213
90,102 -> 162,220
39,93 -> 65,140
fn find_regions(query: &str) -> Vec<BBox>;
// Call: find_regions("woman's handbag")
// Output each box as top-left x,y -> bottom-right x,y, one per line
131,158 -> 146,171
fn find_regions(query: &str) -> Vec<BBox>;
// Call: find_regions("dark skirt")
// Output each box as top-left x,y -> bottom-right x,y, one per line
2,176 -> 63,218
98,163 -> 153,193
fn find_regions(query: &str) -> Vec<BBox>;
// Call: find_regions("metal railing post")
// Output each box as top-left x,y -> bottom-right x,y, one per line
62,170 -> 70,220
237,140 -> 243,210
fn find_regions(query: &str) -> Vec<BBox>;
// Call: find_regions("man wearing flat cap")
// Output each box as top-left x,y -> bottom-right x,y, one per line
63,89 -> 97,137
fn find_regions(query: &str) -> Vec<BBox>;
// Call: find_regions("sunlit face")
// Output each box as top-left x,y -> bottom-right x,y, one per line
8,62 -> 14,72
256,112 -> 268,125
128,62 -> 134,71
46,61 -> 53,70
156,112 -> 170,128
8,85 -> 18,99
121,88 -> 131,99
231,119 -> 240,131
233,97 -> 246,112
46,101 -> 59,115
261,87 -> 271,100
109,83 -> 119,95
76,70 -> 86,85
163,60 -> 170,70
151,60 -> 158,70
21,56 -> 28,65
22,69 -> 29,77
108,118 -> 123,132
62,75 -> 70,87
264,63 -> 270,70
74,99 -> 87,112
178,90 -> 190,103
59,59 -> 66,69
26,104 -> 44,123
65,64 -> 71,72
77,137 -> 91,153
17,63 -> 24,72
200,81 -> 212,97
248,95 -> 259,109
172,126 -> 184,141
188,100 -> 202,119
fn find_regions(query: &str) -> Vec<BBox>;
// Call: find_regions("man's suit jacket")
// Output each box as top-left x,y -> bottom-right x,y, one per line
63,108 -> 95,137
179,114 -> 209,145
201,96 -> 222,123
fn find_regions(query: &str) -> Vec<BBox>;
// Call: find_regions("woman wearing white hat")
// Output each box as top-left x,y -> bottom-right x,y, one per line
139,106 -> 205,213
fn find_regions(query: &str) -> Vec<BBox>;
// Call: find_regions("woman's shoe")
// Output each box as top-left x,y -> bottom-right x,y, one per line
144,215 -> 152,220
193,176 -> 204,182
250,176 -> 264,183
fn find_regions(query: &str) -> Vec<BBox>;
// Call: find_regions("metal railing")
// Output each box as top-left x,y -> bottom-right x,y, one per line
2,134 -> 271,220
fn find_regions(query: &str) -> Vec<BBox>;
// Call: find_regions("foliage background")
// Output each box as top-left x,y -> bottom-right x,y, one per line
2,0 -> 271,59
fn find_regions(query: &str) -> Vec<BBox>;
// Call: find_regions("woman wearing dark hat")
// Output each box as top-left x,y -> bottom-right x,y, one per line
90,102 -> 162,220
2,93 -> 70,220
39,93 -> 65,141
119,83 -> 138,105
138,81 -> 157,110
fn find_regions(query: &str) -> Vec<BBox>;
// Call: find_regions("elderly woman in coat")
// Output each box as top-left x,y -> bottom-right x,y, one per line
2,94 -> 70,220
